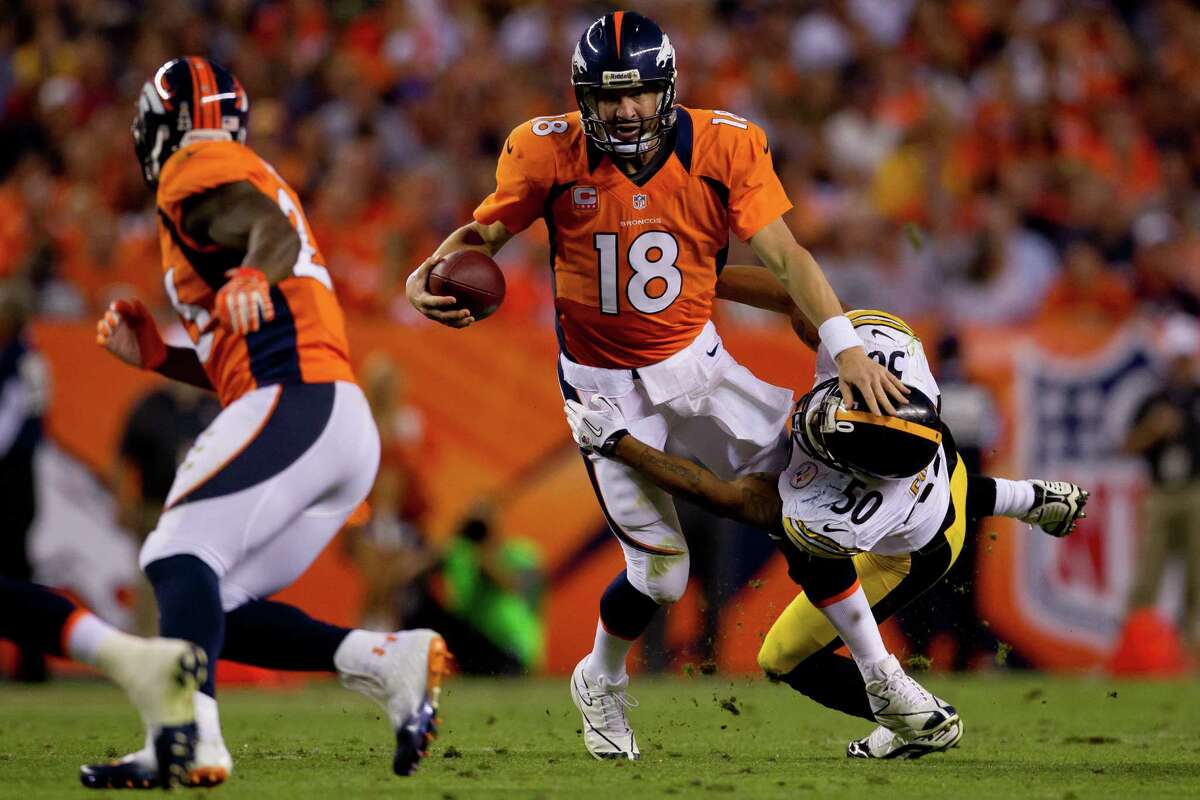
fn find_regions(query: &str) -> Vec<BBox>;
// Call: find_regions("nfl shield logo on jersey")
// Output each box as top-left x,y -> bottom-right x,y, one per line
632,193 -> 648,210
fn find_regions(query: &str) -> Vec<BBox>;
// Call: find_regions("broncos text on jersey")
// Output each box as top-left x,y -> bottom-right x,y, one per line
473,108 -> 791,369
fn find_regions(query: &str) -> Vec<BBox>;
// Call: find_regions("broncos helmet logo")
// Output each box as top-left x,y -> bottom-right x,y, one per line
655,35 -> 674,69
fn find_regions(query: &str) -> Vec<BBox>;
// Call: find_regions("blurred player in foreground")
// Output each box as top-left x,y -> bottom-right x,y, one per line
86,57 -> 447,788
566,309 -> 1088,758
407,10 -> 904,759
1,577 -> 204,787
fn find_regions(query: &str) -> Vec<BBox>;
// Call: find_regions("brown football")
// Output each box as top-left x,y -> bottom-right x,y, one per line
427,250 -> 506,321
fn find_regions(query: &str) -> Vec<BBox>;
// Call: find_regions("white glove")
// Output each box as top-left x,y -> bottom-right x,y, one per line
564,396 -> 630,456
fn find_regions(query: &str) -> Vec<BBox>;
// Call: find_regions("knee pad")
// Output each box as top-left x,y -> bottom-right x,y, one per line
627,551 -> 690,605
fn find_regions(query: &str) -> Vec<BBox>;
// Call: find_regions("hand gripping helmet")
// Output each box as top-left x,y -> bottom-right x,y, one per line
571,11 -> 677,156
132,57 -> 249,187
792,379 -> 943,479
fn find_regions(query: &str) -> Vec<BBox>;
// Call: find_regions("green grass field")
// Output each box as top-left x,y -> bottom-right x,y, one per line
2,674 -> 1198,798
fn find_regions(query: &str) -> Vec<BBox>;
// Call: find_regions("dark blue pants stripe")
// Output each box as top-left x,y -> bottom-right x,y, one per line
171,382 -> 335,508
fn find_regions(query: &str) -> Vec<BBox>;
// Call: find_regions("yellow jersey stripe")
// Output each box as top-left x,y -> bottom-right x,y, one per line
846,309 -> 916,338
782,517 -> 860,558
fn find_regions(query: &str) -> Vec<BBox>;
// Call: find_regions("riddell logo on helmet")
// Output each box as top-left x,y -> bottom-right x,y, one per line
602,69 -> 641,85
573,186 -> 599,210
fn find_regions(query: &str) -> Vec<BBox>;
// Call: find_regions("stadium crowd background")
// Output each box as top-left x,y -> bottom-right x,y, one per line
1,0 -> 1199,327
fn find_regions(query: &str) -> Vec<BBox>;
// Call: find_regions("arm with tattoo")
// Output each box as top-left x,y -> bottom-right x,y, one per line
611,437 -> 783,531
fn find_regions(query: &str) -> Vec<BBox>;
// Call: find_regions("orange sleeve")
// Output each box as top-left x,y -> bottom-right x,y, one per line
725,122 -> 792,242
157,140 -> 267,213
473,121 -> 558,235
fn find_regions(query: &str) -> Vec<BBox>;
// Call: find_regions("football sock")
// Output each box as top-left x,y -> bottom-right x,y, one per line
588,622 -> 636,681
776,651 -> 874,722
816,583 -> 890,680
991,478 -> 1035,517
587,570 -> 659,680
194,691 -> 224,744
145,554 -> 224,697
65,611 -> 119,665
223,600 -> 350,672
0,576 -> 78,657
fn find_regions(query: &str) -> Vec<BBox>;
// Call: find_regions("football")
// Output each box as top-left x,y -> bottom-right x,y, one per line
427,250 -> 506,321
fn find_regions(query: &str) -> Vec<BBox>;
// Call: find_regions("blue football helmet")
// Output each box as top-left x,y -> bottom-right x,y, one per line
132,57 -> 249,187
571,11 -> 677,156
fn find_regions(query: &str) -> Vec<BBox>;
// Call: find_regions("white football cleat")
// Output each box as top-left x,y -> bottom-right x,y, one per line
864,655 -> 958,737
81,636 -> 208,789
1020,480 -> 1089,537
847,718 -> 964,759
335,629 -> 451,775
570,657 -> 640,760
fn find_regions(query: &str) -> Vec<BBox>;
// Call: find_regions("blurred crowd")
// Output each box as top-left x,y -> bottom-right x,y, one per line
2,0 -> 1200,330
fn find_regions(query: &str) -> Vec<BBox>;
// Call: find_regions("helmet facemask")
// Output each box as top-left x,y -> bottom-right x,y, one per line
576,79 -> 676,157
793,379 -> 859,476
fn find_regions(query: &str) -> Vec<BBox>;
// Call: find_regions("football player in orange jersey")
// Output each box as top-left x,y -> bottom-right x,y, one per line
82,58 -> 448,788
406,12 -> 907,759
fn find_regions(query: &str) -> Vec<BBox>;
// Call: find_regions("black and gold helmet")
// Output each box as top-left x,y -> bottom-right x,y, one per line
792,379 -> 942,479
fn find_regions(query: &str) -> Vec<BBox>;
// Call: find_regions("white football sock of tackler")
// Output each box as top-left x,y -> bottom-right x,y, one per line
818,585 -> 890,680
992,478 -> 1036,517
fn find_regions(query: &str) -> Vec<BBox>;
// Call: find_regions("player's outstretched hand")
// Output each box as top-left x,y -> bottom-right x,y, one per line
835,347 -> 909,416
96,299 -> 166,371
565,396 -> 630,456
406,255 -> 474,328
207,267 -> 275,335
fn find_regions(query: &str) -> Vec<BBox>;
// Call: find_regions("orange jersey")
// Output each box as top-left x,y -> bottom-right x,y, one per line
474,108 -> 791,368
156,139 -> 356,406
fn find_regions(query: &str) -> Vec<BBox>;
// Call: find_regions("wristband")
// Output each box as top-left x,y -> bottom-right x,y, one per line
599,429 -> 629,457
818,315 -> 860,358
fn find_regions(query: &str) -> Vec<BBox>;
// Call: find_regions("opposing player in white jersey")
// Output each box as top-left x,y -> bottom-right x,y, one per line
566,309 -> 1089,758
406,10 -> 906,759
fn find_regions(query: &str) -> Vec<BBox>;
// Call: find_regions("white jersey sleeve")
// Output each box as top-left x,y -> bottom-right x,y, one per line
813,310 -> 940,407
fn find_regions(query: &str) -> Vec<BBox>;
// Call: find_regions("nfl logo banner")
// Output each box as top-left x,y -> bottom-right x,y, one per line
978,324 -> 1165,669
632,193 -> 648,210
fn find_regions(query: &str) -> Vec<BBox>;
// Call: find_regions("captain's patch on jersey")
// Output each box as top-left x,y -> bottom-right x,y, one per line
573,186 -> 598,210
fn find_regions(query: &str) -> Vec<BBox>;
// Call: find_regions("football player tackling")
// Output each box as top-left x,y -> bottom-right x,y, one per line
407,11 -> 904,760
565,309 -> 1089,759
85,57 -> 448,788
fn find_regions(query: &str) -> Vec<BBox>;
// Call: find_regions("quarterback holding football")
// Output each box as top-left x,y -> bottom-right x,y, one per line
407,10 -> 907,759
